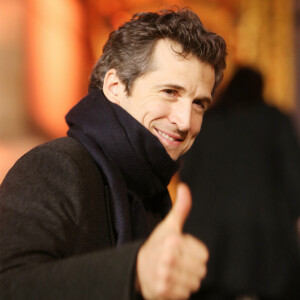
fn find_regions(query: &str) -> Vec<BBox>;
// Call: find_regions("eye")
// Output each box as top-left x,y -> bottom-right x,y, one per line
193,99 -> 207,111
162,89 -> 178,97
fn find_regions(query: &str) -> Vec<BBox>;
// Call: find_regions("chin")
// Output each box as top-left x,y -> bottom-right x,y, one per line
168,153 -> 180,161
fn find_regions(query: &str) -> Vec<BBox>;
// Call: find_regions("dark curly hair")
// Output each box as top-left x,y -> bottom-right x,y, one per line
89,8 -> 227,95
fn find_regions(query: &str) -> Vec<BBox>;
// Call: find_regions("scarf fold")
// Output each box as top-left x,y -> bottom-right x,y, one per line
65,89 -> 179,245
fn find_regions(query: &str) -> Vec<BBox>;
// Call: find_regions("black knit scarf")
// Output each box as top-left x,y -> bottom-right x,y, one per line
65,89 -> 179,245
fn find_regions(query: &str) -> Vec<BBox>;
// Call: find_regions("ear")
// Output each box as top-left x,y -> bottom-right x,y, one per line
103,69 -> 127,104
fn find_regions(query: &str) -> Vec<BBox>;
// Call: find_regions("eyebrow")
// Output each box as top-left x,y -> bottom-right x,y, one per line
155,83 -> 212,104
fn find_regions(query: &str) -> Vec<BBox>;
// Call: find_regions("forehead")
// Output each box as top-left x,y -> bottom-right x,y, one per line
149,39 -> 188,70
152,39 -> 188,59
143,39 -> 215,96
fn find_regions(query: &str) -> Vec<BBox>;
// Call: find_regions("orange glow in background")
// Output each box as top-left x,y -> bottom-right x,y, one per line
0,0 -> 299,183
26,0 -> 91,138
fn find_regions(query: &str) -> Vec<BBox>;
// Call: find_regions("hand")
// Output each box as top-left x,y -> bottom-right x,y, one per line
136,183 -> 209,300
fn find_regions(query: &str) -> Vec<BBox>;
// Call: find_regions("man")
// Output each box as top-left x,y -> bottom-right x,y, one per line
0,9 -> 226,300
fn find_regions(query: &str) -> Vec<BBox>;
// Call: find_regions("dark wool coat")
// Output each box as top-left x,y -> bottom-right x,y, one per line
0,137 -> 142,300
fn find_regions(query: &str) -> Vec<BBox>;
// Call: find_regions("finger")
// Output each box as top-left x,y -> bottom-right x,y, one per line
179,253 -> 208,280
183,234 -> 209,263
165,182 -> 192,232
155,267 -> 200,300
176,235 -> 209,279
163,266 -> 203,298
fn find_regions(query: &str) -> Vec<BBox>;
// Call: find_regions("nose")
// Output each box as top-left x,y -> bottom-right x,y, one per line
168,100 -> 192,132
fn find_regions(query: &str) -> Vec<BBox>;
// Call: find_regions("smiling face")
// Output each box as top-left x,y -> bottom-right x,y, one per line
105,39 -> 215,160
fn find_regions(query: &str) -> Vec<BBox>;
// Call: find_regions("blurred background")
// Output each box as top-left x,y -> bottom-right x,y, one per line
0,0 -> 300,183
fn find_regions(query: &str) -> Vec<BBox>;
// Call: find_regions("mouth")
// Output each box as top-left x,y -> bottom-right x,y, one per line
157,129 -> 175,141
155,128 -> 183,144
154,128 -> 189,160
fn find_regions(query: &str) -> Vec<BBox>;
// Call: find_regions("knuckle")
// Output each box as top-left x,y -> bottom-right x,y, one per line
165,234 -> 182,248
160,235 -> 182,266
188,274 -> 203,293
155,278 -> 171,298
203,245 -> 209,261
158,264 -> 172,283
193,279 -> 202,292
197,241 -> 209,261
155,264 -> 178,297
201,265 -> 207,278
180,288 -> 192,299
162,251 -> 177,267
196,263 -> 207,279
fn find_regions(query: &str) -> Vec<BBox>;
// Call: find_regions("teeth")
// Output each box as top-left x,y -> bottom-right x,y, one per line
158,130 -> 175,141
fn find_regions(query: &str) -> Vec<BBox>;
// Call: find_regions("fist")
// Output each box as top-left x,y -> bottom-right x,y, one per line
136,183 -> 209,300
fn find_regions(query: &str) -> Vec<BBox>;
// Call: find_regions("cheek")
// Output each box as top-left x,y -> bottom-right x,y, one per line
144,103 -> 170,122
190,115 -> 203,137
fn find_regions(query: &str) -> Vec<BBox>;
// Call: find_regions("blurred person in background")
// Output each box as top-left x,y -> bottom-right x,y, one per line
0,8 -> 227,300
180,67 -> 300,300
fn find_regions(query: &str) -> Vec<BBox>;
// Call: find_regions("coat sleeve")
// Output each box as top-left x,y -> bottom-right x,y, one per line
0,140 -> 143,300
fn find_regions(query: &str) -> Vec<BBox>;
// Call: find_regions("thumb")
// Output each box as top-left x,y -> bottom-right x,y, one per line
166,182 -> 192,232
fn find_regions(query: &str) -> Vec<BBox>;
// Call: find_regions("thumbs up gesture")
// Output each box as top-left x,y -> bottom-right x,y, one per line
136,183 -> 209,300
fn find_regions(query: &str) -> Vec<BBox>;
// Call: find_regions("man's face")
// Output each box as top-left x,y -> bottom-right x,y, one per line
118,39 -> 215,160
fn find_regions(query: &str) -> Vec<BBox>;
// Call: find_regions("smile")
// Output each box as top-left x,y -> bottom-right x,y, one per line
157,130 -> 175,142
156,129 -> 184,143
